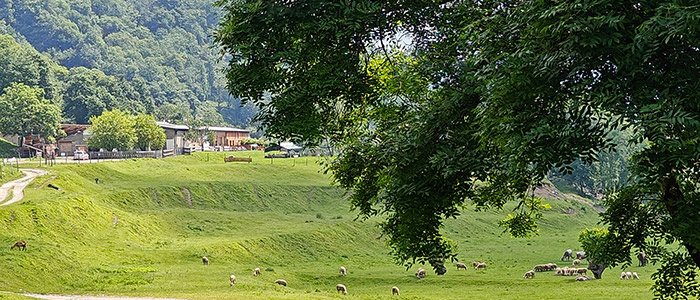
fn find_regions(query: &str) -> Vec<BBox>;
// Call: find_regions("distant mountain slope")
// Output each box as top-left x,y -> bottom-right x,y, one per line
0,0 -> 255,126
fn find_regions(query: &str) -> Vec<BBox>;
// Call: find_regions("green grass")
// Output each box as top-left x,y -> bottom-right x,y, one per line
0,151 -> 654,299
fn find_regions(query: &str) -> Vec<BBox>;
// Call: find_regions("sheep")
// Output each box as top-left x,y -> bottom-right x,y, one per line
576,251 -> 587,260
626,271 -> 632,279
524,270 -> 535,279
456,262 -> 468,270
475,262 -> 487,270
533,265 -> 545,272
472,261 -> 480,268
545,263 -> 557,270
572,259 -> 581,266
620,272 -> 628,279
392,286 -> 400,295
576,275 -> 594,281
415,268 -> 426,279
202,256 -> 209,266
10,241 -> 26,251
229,274 -> 236,286
632,272 -> 640,280
336,283 -> 348,295
562,249 -> 573,261
253,268 -> 261,276
576,268 -> 587,275
340,266 -> 347,276
275,279 -> 287,286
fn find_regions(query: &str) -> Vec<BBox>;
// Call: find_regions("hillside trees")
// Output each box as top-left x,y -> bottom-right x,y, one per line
0,0 -> 252,125
62,67 -> 154,123
0,83 -> 63,144
216,0 -> 700,294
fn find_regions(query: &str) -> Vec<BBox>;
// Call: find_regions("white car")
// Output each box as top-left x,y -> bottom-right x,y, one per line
74,150 -> 89,160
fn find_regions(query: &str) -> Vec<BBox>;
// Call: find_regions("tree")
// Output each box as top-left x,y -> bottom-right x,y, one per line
134,114 -> 165,151
87,109 -> 136,151
216,1 -> 700,295
0,82 -> 62,144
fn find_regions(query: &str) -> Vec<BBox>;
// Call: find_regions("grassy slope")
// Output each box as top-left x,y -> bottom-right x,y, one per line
0,151 -> 652,299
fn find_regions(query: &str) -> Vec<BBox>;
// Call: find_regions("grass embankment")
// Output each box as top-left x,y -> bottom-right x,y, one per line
0,151 -> 653,299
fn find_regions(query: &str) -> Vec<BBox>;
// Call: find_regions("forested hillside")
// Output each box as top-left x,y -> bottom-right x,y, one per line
0,0 -> 255,126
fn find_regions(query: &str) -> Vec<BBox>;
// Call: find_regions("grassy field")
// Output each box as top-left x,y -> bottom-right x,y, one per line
0,151 -> 653,299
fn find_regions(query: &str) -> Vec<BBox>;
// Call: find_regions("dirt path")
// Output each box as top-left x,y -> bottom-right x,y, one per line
23,294 -> 190,300
0,168 -> 48,206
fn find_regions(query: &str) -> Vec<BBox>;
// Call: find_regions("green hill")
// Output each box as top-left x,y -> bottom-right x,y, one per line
0,152 -> 652,299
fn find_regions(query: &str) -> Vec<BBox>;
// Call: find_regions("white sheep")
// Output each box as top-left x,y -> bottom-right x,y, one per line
572,259 -> 581,266
475,262 -> 487,270
632,272 -> 640,280
336,283 -> 348,295
253,268 -> 261,276
340,266 -> 347,276
230,274 -> 236,286
626,271 -> 632,279
524,270 -> 535,279
620,272 -> 628,279
456,262 -> 468,270
275,279 -> 287,286
392,286 -> 400,295
202,256 -> 209,266
415,268 -> 427,279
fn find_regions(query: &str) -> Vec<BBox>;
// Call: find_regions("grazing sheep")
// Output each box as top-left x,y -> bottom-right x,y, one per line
253,268 -> 261,276
340,266 -> 347,276
576,251 -> 587,260
576,268 -> 587,275
545,263 -> 557,271
620,271 -> 628,279
456,262 -> 468,270
638,252 -> 647,267
576,275 -> 594,281
10,241 -> 26,251
392,286 -> 400,295
562,249 -> 573,261
230,274 -> 236,286
336,283 -> 348,295
572,259 -> 581,266
275,279 -> 287,286
415,268 -> 426,279
632,272 -> 640,280
524,270 -> 535,279
202,256 -> 209,266
626,271 -> 632,279
473,261 -> 480,268
475,262 -> 487,270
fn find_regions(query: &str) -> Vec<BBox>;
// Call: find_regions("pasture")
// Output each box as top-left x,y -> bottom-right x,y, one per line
0,151 -> 653,299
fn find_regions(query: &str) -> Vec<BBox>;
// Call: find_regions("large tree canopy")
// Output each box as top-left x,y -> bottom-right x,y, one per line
0,82 -> 62,143
216,0 -> 700,296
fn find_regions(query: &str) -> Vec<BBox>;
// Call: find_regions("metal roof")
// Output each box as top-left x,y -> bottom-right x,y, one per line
203,126 -> 250,133
157,121 -> 190,131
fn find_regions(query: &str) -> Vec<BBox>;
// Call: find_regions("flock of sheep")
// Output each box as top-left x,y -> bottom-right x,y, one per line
207,257 -> 395,296
522,249 -> 645,282
204,248 -> 646,295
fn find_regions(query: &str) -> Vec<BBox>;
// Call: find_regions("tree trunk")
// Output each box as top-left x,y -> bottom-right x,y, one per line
661,177 -> 700,268
588,263 -> 605,279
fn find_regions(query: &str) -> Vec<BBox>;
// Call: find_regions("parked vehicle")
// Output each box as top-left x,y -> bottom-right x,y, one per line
74,150 -> 89,160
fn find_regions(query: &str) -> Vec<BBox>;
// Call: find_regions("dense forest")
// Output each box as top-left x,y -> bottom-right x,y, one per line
0,0 -> 255,126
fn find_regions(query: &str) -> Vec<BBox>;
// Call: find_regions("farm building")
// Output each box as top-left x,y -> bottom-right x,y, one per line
204,126 -> 250,149
157,121 -> 189,155
57,124 -> 90,155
